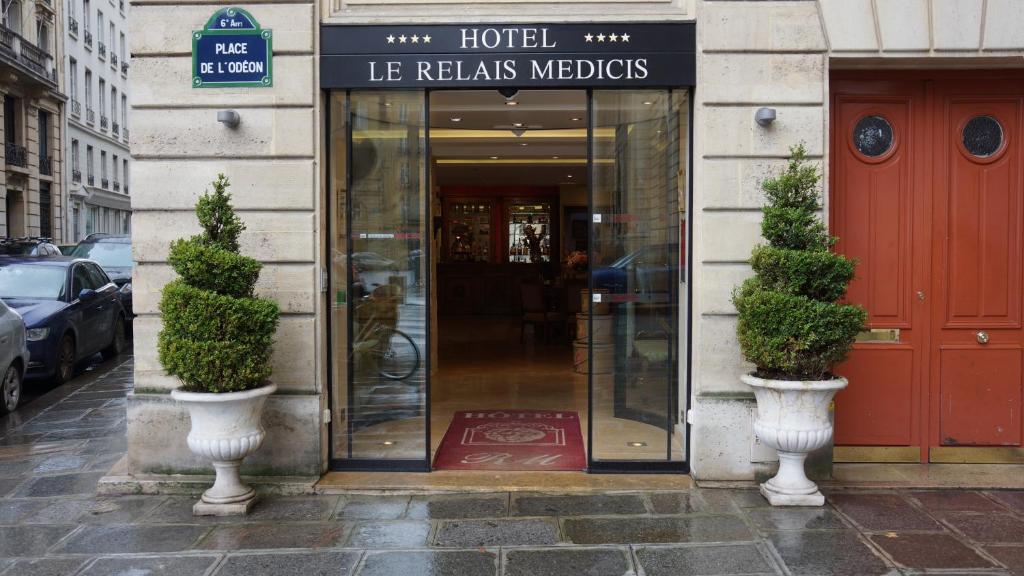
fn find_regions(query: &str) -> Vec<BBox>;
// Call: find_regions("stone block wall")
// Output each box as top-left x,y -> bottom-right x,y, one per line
126,0 -> 322,477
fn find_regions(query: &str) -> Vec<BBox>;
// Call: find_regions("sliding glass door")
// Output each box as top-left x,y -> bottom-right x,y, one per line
329,91 -> 430,470
588,89 -> 688,469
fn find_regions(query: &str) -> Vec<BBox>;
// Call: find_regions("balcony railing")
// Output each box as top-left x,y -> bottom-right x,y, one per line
98,42 -> 106,58
100,115 -> 108,130
5,142 -> 26,167
111,53 -> 118,67
86,107 -> 95,125
120,61 -> 128,75
39,155 -> 52,176
71,99 -> 81,117
69,16 -> 78,36
87,174 -> 94,186
113,180 -> 120,192
112,121 -> 119,136
72,169 -> 82,182
84,30 -> 92,47
101,177 -> 109,189
0,25 -> 57,85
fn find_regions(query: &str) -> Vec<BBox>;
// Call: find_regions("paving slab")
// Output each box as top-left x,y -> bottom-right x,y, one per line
511,494 -> 646,517
649,491 -> 739,515
870,532 -> 999,570
2,558 -> 90,576
197,522 -> 350,550
145,496 -> 248,525
406,495 -> 508,519
213,551 -> 360,576
13,471 -> 106,498
987,491 -> 1024,514
246,496 -> 338,522
768,531 -> 893,576
504,547 -> 633,576
634,543 -> 779,576
942,512 -> 1024,544
828,493 -> 944,531
79,555 -> 219,576
985,545 -> 1024,574
334,496 -> 410,520
0,498 -> 48,523
907,491 -> 1006,512
56,524 -> 211,554
563,515 -> 754,545
746,507 -> 849,531
433,518 -> 560,547
347,520 -> 432,548
0,525 -> 77,557
30,454 -> 92,475
357,550 -> 498,576
0,476 -> 24,497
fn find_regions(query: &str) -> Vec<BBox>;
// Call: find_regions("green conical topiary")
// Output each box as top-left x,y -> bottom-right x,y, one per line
732,145 -> 867,381
158,174 -> 280,393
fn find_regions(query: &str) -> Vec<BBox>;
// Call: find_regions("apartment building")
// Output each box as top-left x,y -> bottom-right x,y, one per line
64,0 -> 129,241
0,0 -> 65,241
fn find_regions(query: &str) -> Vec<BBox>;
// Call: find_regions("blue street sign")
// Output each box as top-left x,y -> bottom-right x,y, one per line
192,8 -> 273,88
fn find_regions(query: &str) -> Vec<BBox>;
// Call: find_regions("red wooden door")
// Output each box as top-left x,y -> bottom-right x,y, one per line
931,81 -> 1024,448
830,80 -> 928,453
831,72 -> 1024,461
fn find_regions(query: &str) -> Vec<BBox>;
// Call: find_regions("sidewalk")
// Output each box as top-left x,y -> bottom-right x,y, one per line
1,356 -> 1023,575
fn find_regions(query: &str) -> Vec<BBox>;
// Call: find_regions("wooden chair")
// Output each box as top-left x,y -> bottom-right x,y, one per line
520,282 -> 550,342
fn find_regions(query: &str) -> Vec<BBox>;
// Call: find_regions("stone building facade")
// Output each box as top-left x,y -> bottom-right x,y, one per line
0,0 -> 66,242
118,0 -> 1024,487
64,0 -> 132,242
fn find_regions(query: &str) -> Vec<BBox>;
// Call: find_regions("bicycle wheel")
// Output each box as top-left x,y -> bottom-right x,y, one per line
375,328 -> 420,381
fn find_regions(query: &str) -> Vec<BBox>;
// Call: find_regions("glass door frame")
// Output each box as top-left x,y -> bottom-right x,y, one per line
325,87 -> 694,474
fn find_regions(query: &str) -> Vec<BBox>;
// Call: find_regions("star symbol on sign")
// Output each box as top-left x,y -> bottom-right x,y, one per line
584,33 -> 594,42
411,34 -> 420,43
386,34 -> 395,44
620,33 -> 630,42
596,33 -> 606,42
609,33 -> 618,42
398,34 -> 407,43
422,34 -> 432,43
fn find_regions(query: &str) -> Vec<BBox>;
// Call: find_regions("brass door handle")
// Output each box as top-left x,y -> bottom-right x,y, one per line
977,331 -> 990,344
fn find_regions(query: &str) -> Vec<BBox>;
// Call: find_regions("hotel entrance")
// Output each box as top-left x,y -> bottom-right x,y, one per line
322,23 -> 694,474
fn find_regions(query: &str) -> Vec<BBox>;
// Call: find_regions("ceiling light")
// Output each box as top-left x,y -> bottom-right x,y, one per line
571,117 -> 581,122
512,122 -> 524,127
381,441 -> 397,446
552,156 -> 559,159
505,101 -> 519,107
520,143 -> 529,146
642,101 -> 654,106
490,156 -> 499,160
384,102 -> 392,107
450,117 -> 462,122
567,174 -> 573,178
627,441 -> 648,447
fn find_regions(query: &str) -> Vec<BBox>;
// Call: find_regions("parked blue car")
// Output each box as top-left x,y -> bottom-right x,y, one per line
592,244 -> 676,296
0,256 -> 128,384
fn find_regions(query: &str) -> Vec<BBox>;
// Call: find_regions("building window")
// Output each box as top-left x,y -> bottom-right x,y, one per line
86,145 -> 94,184
85,68 -> 93,123
71,139 -> 80,182
99,78 -> 107,129
119,31 -> 126,62
962,115 -> 1003,158
120,94 -> 127,129
122,158 -> 128,192
86,206 -> 96,236
4,96 -> 25,168
36,21 -> 50,53
100,150 -> 107,182
4,1 -> 22,35
853,115 -> 894,158
38,110 -> 51,176
39,182 -> 52,238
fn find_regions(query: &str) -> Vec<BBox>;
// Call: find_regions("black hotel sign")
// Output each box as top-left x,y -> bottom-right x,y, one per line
320,23 -> 695,89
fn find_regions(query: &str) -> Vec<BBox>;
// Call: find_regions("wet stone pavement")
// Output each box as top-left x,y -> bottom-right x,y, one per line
2,357 -> 1024,574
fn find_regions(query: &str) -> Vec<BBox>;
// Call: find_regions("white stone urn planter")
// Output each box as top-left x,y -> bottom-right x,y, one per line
171,383 -> 276,516
742,374 -> 846,507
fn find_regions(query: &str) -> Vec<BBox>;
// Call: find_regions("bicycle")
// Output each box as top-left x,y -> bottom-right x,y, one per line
352,284 -> 421,382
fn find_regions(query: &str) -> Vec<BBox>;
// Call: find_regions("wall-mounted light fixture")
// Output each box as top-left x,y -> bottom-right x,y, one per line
217,110 -> 241,129
755,107 -> 776,127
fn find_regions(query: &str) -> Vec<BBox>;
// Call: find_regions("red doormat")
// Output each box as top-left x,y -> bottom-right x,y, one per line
433,410 -> 586,471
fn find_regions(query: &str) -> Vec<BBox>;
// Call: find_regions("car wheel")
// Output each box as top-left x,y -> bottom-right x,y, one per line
0,364 -> 21,414
102,316 -> 126,360
54,336 -> 75,385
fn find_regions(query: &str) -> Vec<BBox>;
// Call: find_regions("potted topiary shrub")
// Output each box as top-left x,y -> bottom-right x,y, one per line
733,145 -> 866,506
160,174 -> 280,516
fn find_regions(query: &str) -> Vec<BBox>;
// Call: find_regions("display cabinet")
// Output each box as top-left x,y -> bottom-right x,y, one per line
506,200 -> 553,263
444,199 -> 493,263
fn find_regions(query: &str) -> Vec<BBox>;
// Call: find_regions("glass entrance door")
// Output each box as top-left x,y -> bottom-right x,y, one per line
588,89 -> 688,470
328,88 -> 689,472
329,91 -> 430,470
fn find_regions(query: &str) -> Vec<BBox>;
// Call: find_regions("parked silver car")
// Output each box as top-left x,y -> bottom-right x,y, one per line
0,298 -> 29,413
